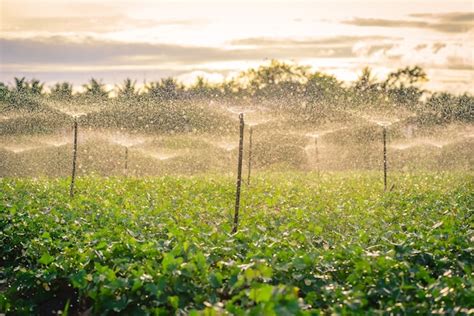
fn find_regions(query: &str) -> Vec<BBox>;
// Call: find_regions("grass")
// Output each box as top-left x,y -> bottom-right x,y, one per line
0,172 -> 473,315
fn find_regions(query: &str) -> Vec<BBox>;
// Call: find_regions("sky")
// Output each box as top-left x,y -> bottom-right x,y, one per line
0,0 -> 473,93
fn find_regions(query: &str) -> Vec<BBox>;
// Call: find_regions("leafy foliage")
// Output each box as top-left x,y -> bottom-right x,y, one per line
0,173 -> 472,314
1,61 -> 472,123
117,78 -> 139,100
82,78 -> 109,100
50,82 -> 74,100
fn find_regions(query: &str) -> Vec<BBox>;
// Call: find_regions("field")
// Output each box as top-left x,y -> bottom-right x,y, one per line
1,172 -> 473,315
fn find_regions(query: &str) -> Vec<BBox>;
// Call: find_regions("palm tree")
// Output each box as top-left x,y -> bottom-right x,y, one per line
354,67 -> 377,92
82,78 -> 109,100
0,82 -> 10,101
50,82 -> 73,100
145,77 -> 183,100
14,77 -> 28,95
117,78 -> 139,99
189,76 -> 216,99
30,79 -> 44,95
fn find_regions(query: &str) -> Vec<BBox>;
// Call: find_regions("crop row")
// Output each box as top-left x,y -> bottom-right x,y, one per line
0,172 -> 473,314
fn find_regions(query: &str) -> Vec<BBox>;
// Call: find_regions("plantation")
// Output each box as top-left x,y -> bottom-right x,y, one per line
1,172 -> 473,315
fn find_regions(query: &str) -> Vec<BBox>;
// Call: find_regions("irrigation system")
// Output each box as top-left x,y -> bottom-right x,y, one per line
56,147 -> 61,176
383,126 -> 388,191
247,126 -> 253,185
314,136 -> 319,174
69,118 -> 78,198
232,113 -> 245,234
124,146 -> 129,175
61,110 -> 394,221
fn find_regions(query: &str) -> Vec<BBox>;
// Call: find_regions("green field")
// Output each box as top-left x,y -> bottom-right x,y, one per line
1,172 -> 473,315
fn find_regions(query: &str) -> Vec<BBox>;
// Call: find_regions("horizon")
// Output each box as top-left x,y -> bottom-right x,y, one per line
1,0 -> 473,93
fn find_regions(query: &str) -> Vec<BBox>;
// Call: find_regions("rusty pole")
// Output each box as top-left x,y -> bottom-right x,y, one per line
69,118 -> 78,197
247,126 -> 253,185
383,126 -> 387,191
232,113 -> 245,234
124,146 -> 129,174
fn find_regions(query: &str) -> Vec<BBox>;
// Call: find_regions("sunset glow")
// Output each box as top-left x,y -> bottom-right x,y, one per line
1,0 -> 473,92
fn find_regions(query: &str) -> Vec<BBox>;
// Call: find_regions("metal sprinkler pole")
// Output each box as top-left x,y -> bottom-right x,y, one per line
69,118 -> 78,197
232,113 -> 245,234
247,126 -> 253,185
57,147 -> 61,176
383,126 -> 387,191
124,146 -> 129,174
314,137 -> 319,174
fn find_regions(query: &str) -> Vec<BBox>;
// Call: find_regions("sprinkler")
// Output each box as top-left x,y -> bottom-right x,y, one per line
69,118 -> 78,197
383,126 -> 388,191
232,113 -> 245,234
57,147 -> 61,176
247,126 -> 253,185
124,146 -> 129,175
314,136 -> 319,174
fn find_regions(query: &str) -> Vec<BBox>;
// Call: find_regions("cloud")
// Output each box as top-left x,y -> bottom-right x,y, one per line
432,43 -> 447,53
1,34 -> 471,92
343,12 -> 474,33
0,36 -> 358,68
0,15 -> 201,33
344,18 -> 427,28
355,40 -> 473,71
415,44 -> 428,51
410,12 -> 474,23
230,35 -> 395,47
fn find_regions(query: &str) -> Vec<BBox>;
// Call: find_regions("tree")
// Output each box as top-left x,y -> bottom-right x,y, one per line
0,82 -> 10,101
50,82 -> 73,100
352,67 -> 385,106
82,78 -> 109,100
456,93 -> 474,122
354,67 -> 378,93
384,66 -> 428,108
305,72 -> 343,104
384,66 -> 427,89
188,76 -> 220,99
8,77 -> 44,110
145,78 -> 184,100
12,77 -> 44,96
13,77 -> 28,95
424,92 -> 474,123
30,79 -> 44,96
238,59 -> 310,99
117,78 -> 139,99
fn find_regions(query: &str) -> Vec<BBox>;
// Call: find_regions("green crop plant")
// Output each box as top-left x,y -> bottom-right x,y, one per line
0,172 -> 472,314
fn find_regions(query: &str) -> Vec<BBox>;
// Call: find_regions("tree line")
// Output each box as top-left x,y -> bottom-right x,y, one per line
0,60 -> 472,123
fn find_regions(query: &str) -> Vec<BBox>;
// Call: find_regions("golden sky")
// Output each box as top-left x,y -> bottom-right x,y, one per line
1,0 -> 473,92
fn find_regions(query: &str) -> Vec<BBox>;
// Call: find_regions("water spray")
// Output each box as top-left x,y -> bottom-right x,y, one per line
232,113 -> 245,234
69,118 -> 78,197
247,126 -> 253,185
383,126 -> 388,191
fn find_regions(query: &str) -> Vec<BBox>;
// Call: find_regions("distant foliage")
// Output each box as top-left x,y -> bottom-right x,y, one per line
2,61 -> 472,123
82,78 -> 109,100
117,78 -> 139,100
1,78 -> 47,110
0,82 -> 10,101
50,82 -> 73,100
145,78 -> 184,101
423,92 -> 474,123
